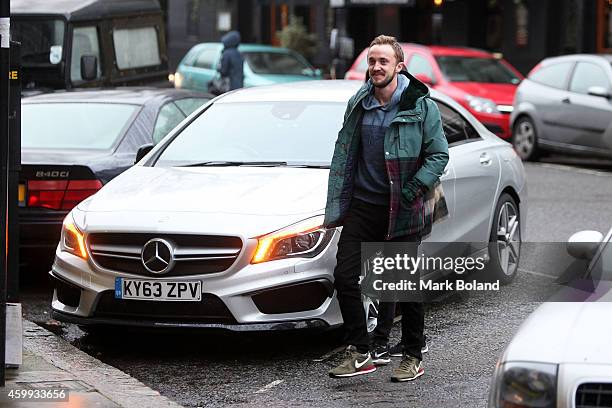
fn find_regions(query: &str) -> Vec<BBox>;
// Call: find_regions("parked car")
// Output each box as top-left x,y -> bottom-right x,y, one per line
11,0 -> 169,91
345,44 -> 523,140
172,43 -> 322,91
20,88 -> 212,273
511,54 -> 612,161
488,227 -> 612,408
49,80 -> 526,332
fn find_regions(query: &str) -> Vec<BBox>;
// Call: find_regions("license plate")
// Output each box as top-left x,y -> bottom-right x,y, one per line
115,278 -> 202,301
18,184 -> 25,206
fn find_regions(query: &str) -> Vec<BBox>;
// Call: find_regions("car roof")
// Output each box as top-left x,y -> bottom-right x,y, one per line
22,87 -> 211,105
11,0 -> 161,20
215,80 -> 457,107
540,53 -> 612,65
190,43 -> 295,53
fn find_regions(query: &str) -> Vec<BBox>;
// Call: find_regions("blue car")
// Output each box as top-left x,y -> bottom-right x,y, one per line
173,43 -> 322,91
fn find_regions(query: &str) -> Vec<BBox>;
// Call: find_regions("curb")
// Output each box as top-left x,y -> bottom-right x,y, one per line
22,320 -> 183,408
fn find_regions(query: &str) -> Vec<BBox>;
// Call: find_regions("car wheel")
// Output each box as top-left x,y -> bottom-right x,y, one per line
512,116 -> 539,161
487,193 -> 521,284
362,295 -> 378,333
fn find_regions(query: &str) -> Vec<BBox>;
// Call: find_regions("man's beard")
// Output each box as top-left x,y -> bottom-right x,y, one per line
371,72 -> 394,88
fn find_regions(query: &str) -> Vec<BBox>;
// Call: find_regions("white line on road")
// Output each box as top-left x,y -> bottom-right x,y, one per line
537,163 -> 612,177
519,267 -> 556,279
255,380 -> 284,394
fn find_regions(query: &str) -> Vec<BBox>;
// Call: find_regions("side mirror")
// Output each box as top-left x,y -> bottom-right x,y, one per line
414,73 -> 435,86
135,144 -> 154,164
567,230 -> 604,260
587,86 -> 610,99
80,55 -> 98,81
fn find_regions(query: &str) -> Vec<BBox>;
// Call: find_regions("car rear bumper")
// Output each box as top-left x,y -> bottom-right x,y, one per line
19,209 -> 67,268
476,113 -> 512,139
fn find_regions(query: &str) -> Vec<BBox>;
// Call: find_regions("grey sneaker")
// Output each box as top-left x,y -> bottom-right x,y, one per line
391,354 -> 424,382
329,346 -> 376,378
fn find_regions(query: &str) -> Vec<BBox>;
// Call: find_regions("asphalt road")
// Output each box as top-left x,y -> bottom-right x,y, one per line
20,156 -> 612,408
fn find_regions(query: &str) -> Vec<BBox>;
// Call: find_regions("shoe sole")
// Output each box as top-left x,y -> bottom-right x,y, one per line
329,365 -> 377,378
372,357 -> 391,366
391,368 -> 425,382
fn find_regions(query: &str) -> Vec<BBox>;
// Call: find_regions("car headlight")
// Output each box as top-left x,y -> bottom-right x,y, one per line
489,362 -> 557,408
251,215 -> 334,264
173,72 -> 184,88
60,210 -> 87,259
466,95 -> 498,114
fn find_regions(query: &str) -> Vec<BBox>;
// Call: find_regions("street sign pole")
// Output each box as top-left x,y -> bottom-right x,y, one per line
0,0 -> 10,387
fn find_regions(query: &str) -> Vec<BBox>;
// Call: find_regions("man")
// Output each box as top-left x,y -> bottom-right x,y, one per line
218,30 -> 244,91
324,35 -> 448,381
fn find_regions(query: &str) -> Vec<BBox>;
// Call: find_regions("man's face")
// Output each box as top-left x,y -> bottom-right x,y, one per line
367,44 -> 403,88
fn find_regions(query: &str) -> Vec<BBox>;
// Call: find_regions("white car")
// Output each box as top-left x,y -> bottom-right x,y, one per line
50,81 -> 527,331
489,228 -> 612,408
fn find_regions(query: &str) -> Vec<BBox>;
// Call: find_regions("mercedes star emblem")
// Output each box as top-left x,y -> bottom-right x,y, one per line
141,238 -> 175,274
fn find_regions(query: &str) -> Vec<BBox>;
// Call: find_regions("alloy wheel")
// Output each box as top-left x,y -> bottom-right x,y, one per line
496,201 -> 521,276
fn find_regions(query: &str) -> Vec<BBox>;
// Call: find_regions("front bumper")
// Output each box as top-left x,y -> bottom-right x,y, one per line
50,231 -> 343,330
473,112 -> 512,139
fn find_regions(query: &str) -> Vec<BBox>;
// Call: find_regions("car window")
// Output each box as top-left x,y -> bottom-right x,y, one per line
153,102 -> 186,144
528,62 -> 573,89
436,101 -> 480,145
407,54 -> 435,80
155,102 -> 346,166
11,19 -> 65,65
22,103 -> 138,150
70,26 -> 102,82
113,27 -> 161,70
357,52 -> 368,73
569,62 -> 610,94
243,51 -> 312,75
435,56 -> 520,84
194,49 -> 218,69
175,98 -> 209,116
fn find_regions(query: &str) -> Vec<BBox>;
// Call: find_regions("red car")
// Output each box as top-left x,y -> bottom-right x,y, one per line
345,44 -> 523,139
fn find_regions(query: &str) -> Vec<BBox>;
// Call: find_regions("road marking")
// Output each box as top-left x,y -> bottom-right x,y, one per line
537,163 -> 612,177
255,380 -> 284,394
518,267 -> 556,279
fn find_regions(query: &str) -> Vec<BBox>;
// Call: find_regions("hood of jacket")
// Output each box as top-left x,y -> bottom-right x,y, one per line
221,31 -> 241,49
359,71 -> 430,113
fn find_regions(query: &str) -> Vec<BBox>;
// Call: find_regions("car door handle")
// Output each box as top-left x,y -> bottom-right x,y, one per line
561,97 -> 571,104
480,153 -> 492,166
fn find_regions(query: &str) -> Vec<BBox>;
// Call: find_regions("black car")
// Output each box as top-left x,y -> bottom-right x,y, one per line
20,88 -> 212,273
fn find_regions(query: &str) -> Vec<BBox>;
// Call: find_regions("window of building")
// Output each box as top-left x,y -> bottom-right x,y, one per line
569,62 -> 610,95
113,27 -> 161,70
597,0 -> 612,52
528,62 -> 573,89
70,26 -> 102,82
407,54 -> 435,81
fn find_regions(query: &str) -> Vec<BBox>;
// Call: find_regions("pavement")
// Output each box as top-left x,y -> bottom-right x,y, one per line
1,320 -> 182,408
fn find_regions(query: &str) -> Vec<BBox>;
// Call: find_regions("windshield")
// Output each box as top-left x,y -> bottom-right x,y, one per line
11,19 -> 65,65
243,52 -> 313,75
22,103 -> 139,150
155,101 -> 345,167
435,56 -> 521,84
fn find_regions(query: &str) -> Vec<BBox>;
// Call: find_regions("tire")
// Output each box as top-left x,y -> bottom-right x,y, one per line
512,116 -> 539,161
487,193 -> 521,285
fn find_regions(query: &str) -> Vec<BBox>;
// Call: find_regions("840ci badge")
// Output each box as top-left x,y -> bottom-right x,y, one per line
115,278 -> 202,301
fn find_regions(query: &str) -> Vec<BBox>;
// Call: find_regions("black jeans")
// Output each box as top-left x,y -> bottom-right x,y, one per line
333,198 -> 424,359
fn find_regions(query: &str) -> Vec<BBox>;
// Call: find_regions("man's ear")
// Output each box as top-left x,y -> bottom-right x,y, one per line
396,61 -> 405,73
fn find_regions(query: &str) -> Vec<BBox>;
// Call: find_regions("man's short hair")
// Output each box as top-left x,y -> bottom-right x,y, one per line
369,35 -> 404,64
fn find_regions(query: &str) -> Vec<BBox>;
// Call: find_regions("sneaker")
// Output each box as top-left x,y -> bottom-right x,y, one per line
370,344 -> 391,366
391,354 -> 425,382
329,346 -> 376,378
390,336 -> 428,357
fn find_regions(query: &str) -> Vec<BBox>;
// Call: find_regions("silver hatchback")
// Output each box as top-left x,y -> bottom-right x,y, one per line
511,54 -> 612,161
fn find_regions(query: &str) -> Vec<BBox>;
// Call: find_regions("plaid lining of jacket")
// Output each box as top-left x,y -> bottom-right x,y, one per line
323,71 -> 450,240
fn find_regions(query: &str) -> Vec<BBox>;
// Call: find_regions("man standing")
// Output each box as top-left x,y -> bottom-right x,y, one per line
218,30 -> 244,91
325,35 -> 448,381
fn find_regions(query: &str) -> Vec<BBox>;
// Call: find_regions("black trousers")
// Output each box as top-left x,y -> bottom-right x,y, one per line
333,198 -> 424,360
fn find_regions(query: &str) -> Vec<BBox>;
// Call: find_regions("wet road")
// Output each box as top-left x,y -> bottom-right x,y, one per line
21,158 -> 612,407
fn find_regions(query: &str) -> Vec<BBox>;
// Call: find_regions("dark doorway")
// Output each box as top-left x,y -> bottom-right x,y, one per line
347,7 -> 376,56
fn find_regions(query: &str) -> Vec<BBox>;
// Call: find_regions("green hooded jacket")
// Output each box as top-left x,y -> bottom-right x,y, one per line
323,71 -> 449,240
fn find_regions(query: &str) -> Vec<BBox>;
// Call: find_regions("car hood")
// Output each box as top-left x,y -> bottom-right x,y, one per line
447,82 -> 517,105
81,166 -> 329,237
504,301 -> 612,364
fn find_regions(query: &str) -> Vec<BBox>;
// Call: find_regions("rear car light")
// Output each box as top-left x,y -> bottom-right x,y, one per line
27,179 -> 102,210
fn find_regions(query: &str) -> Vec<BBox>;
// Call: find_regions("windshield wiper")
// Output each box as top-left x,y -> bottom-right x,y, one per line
182,161 -> 288,167
285,164 -> 330,169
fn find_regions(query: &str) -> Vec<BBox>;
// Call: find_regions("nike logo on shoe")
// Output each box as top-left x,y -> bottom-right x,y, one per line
354,357 -> 370,369
374,351 -> 388,358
